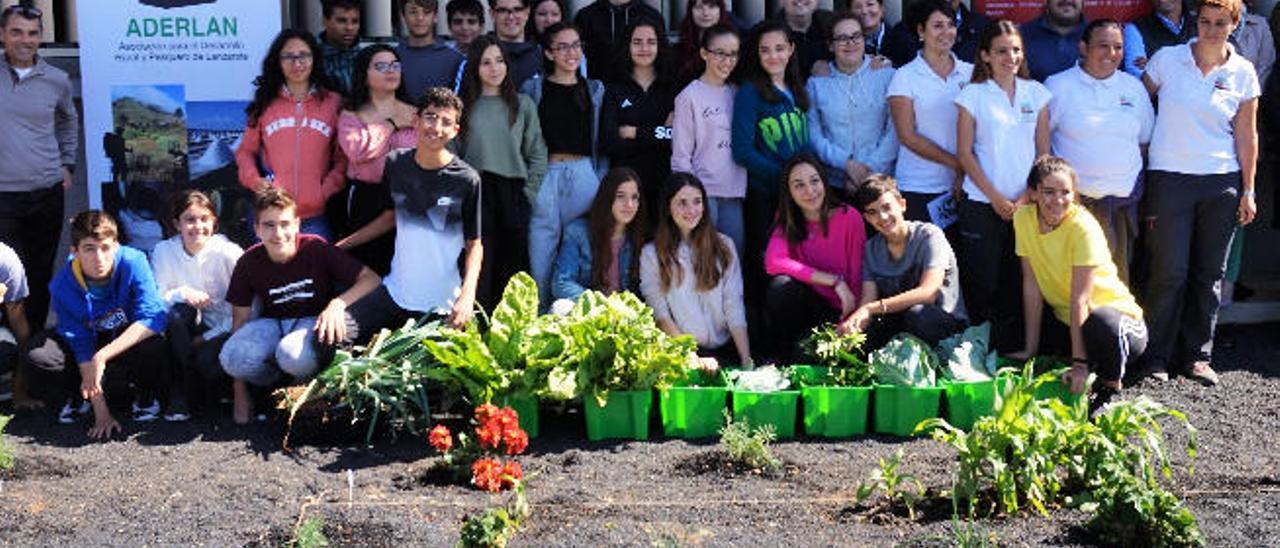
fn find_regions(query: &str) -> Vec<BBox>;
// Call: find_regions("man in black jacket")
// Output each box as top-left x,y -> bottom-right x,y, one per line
574,0 -> 662,83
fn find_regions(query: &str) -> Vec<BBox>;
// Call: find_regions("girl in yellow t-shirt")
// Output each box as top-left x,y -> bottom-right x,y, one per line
1008,156 -> 1146,406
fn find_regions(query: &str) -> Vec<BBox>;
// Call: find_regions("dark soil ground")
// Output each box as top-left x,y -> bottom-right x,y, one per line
2,323 -> 1279,547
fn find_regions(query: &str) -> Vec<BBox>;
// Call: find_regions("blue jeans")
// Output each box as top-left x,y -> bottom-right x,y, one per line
528,158 -> 599,308
707,196 -> 745,260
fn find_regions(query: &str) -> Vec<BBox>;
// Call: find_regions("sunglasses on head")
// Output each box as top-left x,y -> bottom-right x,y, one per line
2,4 -> 42,19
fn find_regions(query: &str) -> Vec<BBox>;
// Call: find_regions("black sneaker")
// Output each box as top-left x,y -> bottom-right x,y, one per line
1089,385 -> 1118,416
131,398 -> 162,422
163,398 -> 191,422
58,398 -> 91,424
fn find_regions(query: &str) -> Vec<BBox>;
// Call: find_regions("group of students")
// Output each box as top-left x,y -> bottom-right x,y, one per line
2,0 -> 1267,438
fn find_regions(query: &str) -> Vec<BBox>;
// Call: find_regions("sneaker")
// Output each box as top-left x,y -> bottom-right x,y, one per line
0,371 -> 13,403
163,399 -> 191,422
1144,362 -> 1170,382
131,399 -> 162,422
1186,361 -> 1220,387
1089,385 -> 1118,416
58,398 -> 91,424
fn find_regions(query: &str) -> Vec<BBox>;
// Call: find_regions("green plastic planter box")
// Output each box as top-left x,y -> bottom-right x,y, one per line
584,390 -> 653,441
873,384 -> 944,436
791,365 -> 871,438
498,393 -> 539,439
1034,378 -> 1083,406
731,389 -> 800,439
943,374 -> 1020,431
659,369 -> 729,438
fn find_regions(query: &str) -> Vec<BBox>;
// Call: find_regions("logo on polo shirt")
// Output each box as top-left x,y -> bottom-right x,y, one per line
1019,102 -> 1035,122
621,99 -> 633,108
1213,76 -> 1230,91
1118,95 -> 1135,108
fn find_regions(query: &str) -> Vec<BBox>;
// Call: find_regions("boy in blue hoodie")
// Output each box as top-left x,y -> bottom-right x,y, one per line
23,210 -> 169,440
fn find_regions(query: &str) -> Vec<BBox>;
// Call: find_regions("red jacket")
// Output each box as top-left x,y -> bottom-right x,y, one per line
235,88 -> 347,219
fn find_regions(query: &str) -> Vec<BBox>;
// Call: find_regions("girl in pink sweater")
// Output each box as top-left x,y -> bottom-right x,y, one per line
235,30 -> 348,240
764,154 -> 866,361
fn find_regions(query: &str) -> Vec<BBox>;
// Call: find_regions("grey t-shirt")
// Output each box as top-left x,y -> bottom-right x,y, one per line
861,221 -> 967,320
0,242 -> 29,304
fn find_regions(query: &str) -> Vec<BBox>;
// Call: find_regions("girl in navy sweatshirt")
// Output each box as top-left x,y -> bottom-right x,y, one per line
731,20 -> 812,312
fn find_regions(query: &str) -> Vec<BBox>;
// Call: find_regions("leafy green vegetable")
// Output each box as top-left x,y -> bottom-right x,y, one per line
936,322 -> 999,382
871,334 -> 938,387
553,290 -> 698,406
796,324 -> 874,387
918,360 -> 1201,545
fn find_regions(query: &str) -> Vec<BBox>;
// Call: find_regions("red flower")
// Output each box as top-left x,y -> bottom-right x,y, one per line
500,460 -> 523,489
428,425 -> 452,453
476,421 -> 503,450
503,428 -> 529,455
474,403 -> 500,424
471,457 -> 504,492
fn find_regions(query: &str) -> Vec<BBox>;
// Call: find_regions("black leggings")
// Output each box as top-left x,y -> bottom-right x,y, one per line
478,172 -> 531,311
864,303 -> 967,351
167,304 -> 230,403
764,275 -> 839,363
1038,305 -> 1148,383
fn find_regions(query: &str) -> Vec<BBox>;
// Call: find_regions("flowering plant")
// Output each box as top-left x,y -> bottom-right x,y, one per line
429,404 -> 528,492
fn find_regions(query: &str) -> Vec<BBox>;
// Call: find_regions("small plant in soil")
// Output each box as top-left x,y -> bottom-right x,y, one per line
288,516 -> 329,548
0,415 -> 12,471
457,479 -> 530,548
918,361 -> 1202,546
855,449 -> 924,519
719,411 -> 781,471
429,404 -> 529,492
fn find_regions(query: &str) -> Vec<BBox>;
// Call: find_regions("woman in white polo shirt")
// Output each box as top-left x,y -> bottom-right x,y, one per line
887,0 -> 974,222
1140,0 -> 1259,386
1044,19 -> 1155,284
953,20 -> 1052,341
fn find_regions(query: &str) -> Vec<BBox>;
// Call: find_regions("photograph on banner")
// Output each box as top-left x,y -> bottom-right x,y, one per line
78,0 -> 280,254
973,0 -> 1153,23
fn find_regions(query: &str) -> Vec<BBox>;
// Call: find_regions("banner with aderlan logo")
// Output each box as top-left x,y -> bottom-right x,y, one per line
78,0 -> 280,252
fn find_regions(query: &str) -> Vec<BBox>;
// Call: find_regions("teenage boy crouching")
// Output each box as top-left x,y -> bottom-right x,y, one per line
23,211 -> 170,440
338,86 -> 483,335
220,187 -> 380,424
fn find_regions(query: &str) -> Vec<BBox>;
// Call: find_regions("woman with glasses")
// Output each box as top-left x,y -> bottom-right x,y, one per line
674,0 -> 743,86
806,12 -> 898,189
672,24 -> 748,257
599,18 -> 676,228
520,23 -> 607,307
886,0 -> 973,222
235,29 -> 347,240
457,36 -> 548,309
333,45 -> 417,275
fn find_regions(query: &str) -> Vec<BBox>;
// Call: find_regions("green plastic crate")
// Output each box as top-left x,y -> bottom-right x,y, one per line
584,390 -> 653,441
943,379 -> 1000,431
791,365 -> 870,438
1034,378 -> 1084,406
873,384 -> 943,436
731,389 -> 800,439
498,393 -> 539,439
659,369 -> 728,438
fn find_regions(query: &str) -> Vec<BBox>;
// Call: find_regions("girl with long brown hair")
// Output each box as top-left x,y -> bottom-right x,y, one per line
639,172 -> 752,367
551,167 -> 645,301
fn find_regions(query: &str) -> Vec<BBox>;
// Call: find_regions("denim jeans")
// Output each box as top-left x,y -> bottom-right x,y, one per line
706,196 -> 745,260
528,158 -> 599,308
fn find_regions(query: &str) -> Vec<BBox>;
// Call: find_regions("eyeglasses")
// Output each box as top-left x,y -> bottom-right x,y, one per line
1,5 -> 42,20
704,48 -> 739,60
494,6 -> 528,16
831,33 -> 864,45
550,40 -> 583,53
372,61 -> 402,73
281,52 -> 313,65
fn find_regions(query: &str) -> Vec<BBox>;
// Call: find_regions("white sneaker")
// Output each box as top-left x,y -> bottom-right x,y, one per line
131,399 -> 161,422
58,399 -> 91,424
